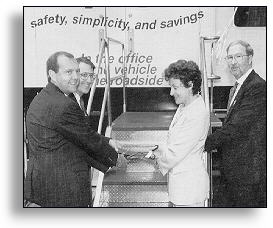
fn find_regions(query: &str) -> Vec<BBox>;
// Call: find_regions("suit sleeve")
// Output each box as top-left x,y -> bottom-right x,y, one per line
205,82 -> 266,152
55,100 -> 118,168
158,112 -> 208,176
84,155 -> 109,173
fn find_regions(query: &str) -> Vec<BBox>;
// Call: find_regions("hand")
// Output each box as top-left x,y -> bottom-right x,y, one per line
109,139 -> 120,152
152,144 -> 166,159
152,149 -> 161,159
115,153 -> 127,169
153,144 -> 167,173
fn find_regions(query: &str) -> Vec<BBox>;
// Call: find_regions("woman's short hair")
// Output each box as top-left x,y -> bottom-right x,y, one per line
164,60 -> 202,95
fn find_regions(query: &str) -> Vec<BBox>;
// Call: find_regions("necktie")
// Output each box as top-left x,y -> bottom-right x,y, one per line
68,93 -> 77,102
80,97 -> 88,116
227,82 -> 239,111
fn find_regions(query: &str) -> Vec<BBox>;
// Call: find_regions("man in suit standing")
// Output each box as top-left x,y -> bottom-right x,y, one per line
24,51 -> 119,207
71,56 -> 96,116
205,40 -> 266,207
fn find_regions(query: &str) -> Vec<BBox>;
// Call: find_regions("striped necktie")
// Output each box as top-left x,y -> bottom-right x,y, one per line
80,97 -> 88,116
227,82 -> 239,111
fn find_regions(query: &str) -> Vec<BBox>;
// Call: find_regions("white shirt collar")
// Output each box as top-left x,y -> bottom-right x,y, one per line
73,92 -> 81,106
236,68 -> 253,85
228,68 -> 253,108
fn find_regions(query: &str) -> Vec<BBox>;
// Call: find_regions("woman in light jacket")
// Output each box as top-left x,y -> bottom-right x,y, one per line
155,60 -> 210,207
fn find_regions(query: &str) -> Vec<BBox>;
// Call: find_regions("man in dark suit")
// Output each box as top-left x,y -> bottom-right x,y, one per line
24,51 -> 118,207
205,40 -> 266,207
70,56 -> 96,116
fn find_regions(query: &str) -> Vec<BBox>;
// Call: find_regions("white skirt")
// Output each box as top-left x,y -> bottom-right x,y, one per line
168,169 -> 209,205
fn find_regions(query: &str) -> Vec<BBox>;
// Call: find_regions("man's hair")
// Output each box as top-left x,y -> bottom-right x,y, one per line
46,51 -> 74,82
164,60 -> 202,95
226,40 -> 254,56
76,56 -> 95,70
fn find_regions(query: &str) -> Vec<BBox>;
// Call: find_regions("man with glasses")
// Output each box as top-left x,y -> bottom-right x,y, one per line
24,51 -> 119,207
205,40 -> 266,207
71,56 -> 96,116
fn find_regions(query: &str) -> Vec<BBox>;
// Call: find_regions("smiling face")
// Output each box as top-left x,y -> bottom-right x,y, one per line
49,55 -> 80,95
169,78 -> 193,106
77,62 -> 95,96
227,44 -> 253,80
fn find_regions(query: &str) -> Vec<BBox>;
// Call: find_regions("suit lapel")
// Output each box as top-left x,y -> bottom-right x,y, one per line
68,93 -> 77,103
225,70 -> 256,122
170,106 -> 183,129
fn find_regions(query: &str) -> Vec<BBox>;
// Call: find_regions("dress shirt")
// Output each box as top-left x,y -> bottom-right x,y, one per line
73,92 -> 81,107
229,68 -> 253,106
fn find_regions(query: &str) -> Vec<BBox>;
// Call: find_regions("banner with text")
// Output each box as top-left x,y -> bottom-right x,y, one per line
24,7 -> 216,87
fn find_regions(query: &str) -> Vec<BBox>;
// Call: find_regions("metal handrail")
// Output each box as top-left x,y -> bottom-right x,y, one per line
122,44 -> 127,112
87,40 -> 106,116
24,116 -> 28,178
89,34 -> 127,206
91,7 -> 128,206
107,37 -> 127,113
200,36 -> 220,207
200,37 -> 210,113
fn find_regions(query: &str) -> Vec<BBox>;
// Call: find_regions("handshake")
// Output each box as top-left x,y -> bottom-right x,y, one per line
109,139 -> 127,168
108,139 -> 161,169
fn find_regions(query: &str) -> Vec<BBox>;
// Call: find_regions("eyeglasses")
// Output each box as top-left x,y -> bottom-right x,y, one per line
225,54 -> 249,63
80,72 -> 96,81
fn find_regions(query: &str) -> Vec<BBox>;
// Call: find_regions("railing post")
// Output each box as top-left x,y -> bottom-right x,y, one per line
200,36 -> 212,207
87,40 -> 106,115
122,44 -> 127,112
105,38 -> 112,127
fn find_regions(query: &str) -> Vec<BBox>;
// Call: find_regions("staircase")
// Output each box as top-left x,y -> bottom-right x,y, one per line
95,112 -> 172,207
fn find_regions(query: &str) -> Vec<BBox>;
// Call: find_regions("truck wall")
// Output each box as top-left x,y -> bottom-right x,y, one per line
24,7 -> 266,125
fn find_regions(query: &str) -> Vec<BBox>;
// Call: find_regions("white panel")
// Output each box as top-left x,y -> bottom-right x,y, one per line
24,7 -> 265,87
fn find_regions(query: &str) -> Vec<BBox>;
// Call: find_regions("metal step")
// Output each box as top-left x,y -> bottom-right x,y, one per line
98,151 -> 168,207
95,113 -> 175,207
99,185 -> 168,207
102,202 -> 169,207
94,111 -> 222,207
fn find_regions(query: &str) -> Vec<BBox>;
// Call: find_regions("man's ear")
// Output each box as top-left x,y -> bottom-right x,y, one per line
48,69 -> 56,82
248,55 -> 253,65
